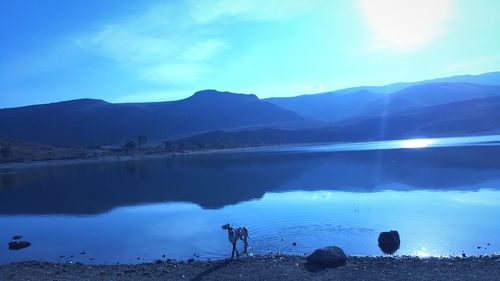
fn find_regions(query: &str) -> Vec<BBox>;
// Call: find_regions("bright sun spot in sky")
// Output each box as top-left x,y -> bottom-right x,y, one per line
400,139 -> 435,149
360,0 -> 453,50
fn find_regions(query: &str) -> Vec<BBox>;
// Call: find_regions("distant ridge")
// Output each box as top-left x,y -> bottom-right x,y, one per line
266,71 -> 500,121
0,90 -> 317,146
1,72 -> 499,147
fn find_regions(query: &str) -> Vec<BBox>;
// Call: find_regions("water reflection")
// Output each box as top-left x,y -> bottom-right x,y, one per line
1,146 -> 500,215
0,190 -> 498,264
1,142 -> 500,263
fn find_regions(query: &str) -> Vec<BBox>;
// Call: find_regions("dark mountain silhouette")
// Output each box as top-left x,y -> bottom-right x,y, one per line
0,90 -> 316,146
177,94 -> 500,145
265,71 -> 500,121
1,73 -> 499,147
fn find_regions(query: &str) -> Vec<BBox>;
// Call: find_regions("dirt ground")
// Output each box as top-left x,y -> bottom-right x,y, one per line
1,254 -> 499,281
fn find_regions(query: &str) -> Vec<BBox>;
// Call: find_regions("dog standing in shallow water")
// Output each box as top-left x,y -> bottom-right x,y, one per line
222,223 -> 249,259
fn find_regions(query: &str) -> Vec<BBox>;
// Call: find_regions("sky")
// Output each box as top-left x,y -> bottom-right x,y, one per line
1,0 -> 500,108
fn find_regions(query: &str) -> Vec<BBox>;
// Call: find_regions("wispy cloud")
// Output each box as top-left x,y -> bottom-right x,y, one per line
114,90 -> 192,103
76,0 -> 318,85
444,55 -> 500,73
76,3 -> 227,84
180,40 -> 228,62
187,0 -> 319,23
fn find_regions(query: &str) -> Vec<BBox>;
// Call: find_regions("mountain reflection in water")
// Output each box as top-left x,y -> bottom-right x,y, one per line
1,145 -> 500,215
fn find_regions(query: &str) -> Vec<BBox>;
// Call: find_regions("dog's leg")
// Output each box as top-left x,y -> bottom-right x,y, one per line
243,237 -> 248,254
231,242 -> 236,259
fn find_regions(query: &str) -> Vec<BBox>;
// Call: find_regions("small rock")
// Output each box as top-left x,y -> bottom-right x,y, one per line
293,242 -> 297,246
80,252 -> 86,255
8,241 -> 31,250
462,253 -> 467,258
12,235 -> 23,240
162,255 -> 166,258
187,258 -> 195,263
477,246 -> 481,249
306,246 -> 347,268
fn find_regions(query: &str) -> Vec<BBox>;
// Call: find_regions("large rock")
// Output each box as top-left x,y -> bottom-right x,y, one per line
306,246 -> 347,268
378,230 -> 400,254
8,241 -> 31,250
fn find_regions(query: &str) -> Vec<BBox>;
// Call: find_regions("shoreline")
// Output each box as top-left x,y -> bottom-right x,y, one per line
0,146 -> 263,171
1,254 -> 499,280
0,142 -> 330,171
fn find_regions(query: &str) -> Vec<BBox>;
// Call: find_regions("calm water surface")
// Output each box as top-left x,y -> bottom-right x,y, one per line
1,136 -> 499,264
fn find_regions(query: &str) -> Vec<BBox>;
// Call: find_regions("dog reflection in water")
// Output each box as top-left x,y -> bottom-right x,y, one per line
221,223 -> 249,259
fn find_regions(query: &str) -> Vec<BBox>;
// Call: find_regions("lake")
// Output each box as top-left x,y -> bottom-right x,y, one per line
1,136 -> 500,264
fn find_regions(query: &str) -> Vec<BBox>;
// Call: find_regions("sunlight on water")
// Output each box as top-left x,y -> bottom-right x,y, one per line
261,134 -> 500,153
415,247 -> 432,258
400,139 -> 434,148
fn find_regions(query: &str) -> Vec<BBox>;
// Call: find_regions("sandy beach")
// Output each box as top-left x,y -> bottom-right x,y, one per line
1,254 -> 499,281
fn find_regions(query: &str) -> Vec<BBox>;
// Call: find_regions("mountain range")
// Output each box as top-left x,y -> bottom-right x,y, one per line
0,71 -> 499,147
0,90 -> 313,146
265,71 -> 500,121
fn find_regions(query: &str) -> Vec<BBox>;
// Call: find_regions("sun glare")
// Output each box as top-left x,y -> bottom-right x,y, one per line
400,139 -> 434,149
359,0 -> 452,50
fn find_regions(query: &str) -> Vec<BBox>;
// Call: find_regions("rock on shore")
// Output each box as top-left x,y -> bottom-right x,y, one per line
306,246 -> 347,268
8,241 -> 31,250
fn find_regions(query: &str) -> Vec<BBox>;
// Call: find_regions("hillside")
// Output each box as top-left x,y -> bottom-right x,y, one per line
266,71 -> 500,121
176,94 -> 500,147
0,90 -> 316,146
339,83 -> 500,121
0,138 -> 86,163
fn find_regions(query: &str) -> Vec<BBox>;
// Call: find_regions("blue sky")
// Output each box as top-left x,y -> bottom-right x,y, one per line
1,0 -> 500,108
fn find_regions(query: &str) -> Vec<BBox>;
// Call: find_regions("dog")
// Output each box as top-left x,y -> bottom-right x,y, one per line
221,223 -> 249,259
